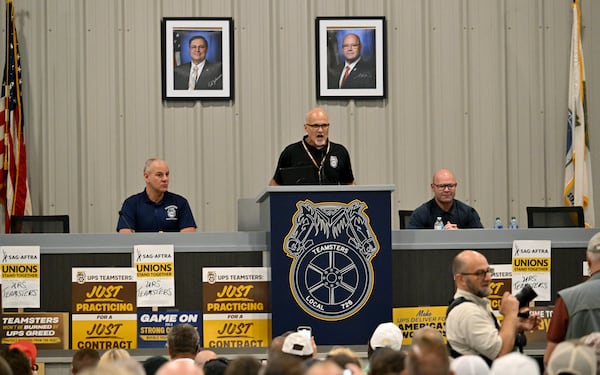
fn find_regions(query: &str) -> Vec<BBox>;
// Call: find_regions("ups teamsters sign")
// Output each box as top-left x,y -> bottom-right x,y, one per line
71,268 -> 137,350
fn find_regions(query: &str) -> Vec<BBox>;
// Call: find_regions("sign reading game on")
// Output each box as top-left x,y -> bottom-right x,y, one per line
137,311 -> 201,348
1,246 -> 40,308
202,267 -> 271,348
71,268 -> 137,349
133,244 -> 175,307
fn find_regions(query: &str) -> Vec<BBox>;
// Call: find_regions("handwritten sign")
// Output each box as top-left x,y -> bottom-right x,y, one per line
512,240 -> 551,301
202,267 -> 271,348
133,245 -> 175,307
1,246 -> 40,308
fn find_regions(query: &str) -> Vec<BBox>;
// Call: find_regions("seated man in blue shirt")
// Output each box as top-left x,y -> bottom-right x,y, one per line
117,158 -> 197,232
408,169 -> 483,229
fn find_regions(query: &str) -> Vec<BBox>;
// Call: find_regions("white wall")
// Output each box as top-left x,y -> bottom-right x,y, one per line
2,0 -> 598,232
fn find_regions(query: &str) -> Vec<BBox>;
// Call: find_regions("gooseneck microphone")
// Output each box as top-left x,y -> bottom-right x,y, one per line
118,210 -> 135,232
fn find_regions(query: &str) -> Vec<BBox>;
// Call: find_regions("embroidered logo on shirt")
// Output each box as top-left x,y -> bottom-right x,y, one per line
329,155 -> 338,168
165,205 -> 178,220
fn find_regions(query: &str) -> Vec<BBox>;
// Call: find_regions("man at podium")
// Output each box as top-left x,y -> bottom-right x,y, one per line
269,107 -> 355,185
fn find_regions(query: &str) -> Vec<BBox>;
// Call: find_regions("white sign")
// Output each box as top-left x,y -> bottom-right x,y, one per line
512,240 -> 551,301
133,245 -> 175,307
1,246 -> 41,308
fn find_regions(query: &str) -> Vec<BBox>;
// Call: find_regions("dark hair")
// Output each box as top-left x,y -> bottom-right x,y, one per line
224,356 -> 261,375
71,349 -> 100,374
167,323 -> 200,357
142,355 -> 169,375
204,357 -> 230,375
2,349 -> 31,375
369,348 -> 406,375
189,35 -> 208,50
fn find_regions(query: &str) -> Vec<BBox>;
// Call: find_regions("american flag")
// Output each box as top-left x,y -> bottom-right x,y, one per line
0,0 -> 31,233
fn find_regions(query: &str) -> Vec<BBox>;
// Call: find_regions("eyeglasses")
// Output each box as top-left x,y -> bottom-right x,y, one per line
460,267 -> 494,278
433,183 -> 457,190
305,123 -> 330,129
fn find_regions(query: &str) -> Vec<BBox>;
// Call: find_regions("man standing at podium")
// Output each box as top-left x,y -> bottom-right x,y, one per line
269,107 -> 355,185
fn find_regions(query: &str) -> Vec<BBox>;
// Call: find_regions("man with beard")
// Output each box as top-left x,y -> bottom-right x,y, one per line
408,169 -> 483,229
269,107 -> 354,186
445,250 -> 540,364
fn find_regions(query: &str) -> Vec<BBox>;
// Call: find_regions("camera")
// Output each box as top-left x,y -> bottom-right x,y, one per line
514,284 -> 538,318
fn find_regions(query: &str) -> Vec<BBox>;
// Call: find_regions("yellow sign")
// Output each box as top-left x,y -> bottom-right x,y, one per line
1,312 -> 69,349
393,306 -> 447,345
512,257 -> 551,273
72,314 -> 137,350
202,313 -> 271,348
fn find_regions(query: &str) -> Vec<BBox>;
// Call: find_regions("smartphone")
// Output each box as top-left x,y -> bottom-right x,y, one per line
297,325 -> 312,338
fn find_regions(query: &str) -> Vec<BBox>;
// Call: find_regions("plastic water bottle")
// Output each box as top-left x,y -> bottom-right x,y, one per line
494,217 -> 503,229
509,216 -> 519,229
434,217 -> 444,230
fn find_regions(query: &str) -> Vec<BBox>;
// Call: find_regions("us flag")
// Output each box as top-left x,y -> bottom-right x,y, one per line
0,0 -> 32,233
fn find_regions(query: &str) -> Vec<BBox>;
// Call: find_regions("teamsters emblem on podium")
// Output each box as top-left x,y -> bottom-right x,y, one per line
283,199 -> 380,321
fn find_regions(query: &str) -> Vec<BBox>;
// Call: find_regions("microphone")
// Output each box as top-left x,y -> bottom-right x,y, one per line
118,210 -> 135,232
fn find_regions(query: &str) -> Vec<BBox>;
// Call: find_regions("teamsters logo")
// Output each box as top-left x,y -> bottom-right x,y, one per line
283,199 -> 379,321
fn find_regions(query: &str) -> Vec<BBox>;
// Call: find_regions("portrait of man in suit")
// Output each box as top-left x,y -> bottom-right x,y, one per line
173,35 -> 223,90
327,32 -> 376,89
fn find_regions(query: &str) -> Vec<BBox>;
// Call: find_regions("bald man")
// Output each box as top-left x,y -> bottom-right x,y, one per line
328,33 -> 376,89
270,107 -> 354,186
408,169 -> 483,229
445,250 -> 540,364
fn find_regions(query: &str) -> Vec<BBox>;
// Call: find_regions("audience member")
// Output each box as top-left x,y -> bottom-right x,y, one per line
545,232 -> 600,365
304,360 -> 344,375
268,331 -> 295,359
142,356 -> 169,375
270,107 -> 355,186
71,349 -> 100,375
224,356 -> 262,375
367,322 -> 403,359
156,358 -> 203,375
445,250 -> 540,364
367,347 -> 405,375
204,358 -> 230,375
489,352 -> 539,375
405,327 -> 452,375
166,323 -> 200,360
449,355 -> 489,375
195,349 -> 217,368
326,347 -> 362,368
1,348 -> 32,375
263,353 -> 304,375
408,169 -> 483,229
98,348 -> 130,365
117,158 -> 197,232
0,357 -> 12,375
281,332 -> 315,361
7,341 -> 36,373
545,340 -> 597,375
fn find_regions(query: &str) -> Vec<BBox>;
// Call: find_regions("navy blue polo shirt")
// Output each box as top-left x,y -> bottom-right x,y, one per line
117,190 -> 197,232
408,198 -> 483,229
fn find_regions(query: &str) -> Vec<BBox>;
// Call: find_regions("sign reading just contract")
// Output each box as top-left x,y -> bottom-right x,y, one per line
202,267 -> 271,348
71,268 -> 137,350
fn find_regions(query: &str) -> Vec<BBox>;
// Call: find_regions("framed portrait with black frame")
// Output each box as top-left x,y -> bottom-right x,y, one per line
315,17 -> 386,99
161,17 -> 234,100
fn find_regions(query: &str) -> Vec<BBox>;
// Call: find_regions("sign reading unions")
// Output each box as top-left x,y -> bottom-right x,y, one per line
1,246 -> 40,309
284,199 -> 379,321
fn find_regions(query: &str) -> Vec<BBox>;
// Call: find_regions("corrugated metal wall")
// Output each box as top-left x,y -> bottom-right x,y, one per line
1,0 -> 598,233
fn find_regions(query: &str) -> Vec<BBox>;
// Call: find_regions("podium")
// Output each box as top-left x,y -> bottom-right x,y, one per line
257,185 -> 394,345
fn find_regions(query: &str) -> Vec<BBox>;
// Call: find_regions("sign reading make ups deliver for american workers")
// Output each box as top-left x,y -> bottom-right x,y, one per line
1,246 -> 40,308
71,268 -> 137,350
133,244 -> 175,307
202,267 -> 271,349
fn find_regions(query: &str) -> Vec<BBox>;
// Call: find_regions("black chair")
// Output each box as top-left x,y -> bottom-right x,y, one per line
10,215 -> 70,233
398,210 -> 413,229
526,206 -> 584,228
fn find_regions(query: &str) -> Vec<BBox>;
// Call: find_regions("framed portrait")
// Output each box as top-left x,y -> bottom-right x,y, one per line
161,17 -> 234,100
315,17 -> 386,99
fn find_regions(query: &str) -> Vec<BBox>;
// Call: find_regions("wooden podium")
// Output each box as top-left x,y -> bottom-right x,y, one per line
257,185 -> 394,345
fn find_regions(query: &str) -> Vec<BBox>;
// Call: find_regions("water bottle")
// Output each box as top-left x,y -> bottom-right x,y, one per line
494,217 -> 503,229
509,216 -> 519,229
434,217 -> 444,230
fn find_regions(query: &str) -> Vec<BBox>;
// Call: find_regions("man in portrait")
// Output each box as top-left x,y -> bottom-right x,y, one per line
327,32 -> 376,89
174,35 -> 222,90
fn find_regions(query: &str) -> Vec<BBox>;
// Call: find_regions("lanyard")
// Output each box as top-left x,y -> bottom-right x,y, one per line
302,140 -> 330,181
